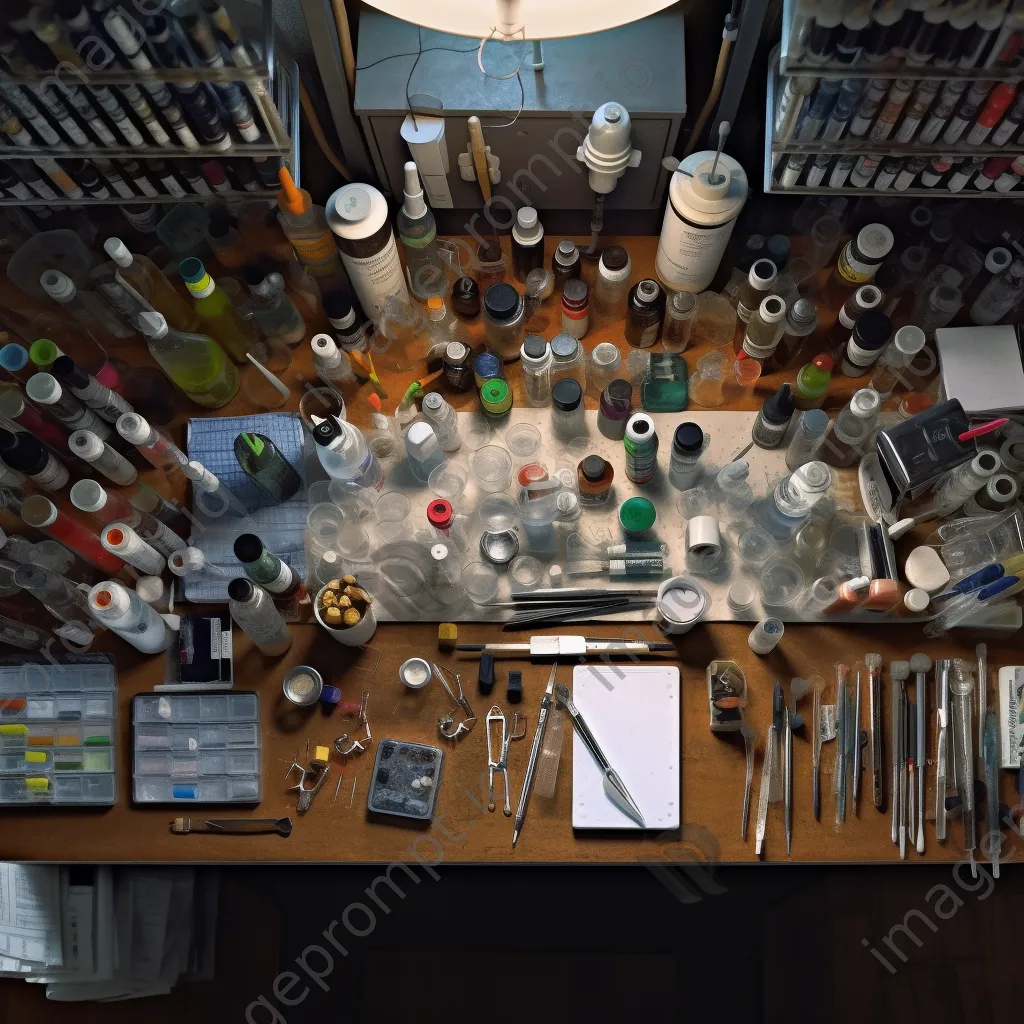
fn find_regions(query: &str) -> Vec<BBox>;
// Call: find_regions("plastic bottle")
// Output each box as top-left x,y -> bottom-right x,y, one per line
549,334 -> 586,390
182,459 -> 249,517
396,162 -> 446,299
116,413 -> 188,472
625,279 -> 665,347
310,333 -> 356,391
38,268 -> 135,344
561,279 -> 590,339
88,579 -> 172,653
934,451 -> 1003,510
868,325 -> 927,399
969,259 -> 1024,325
275,167 -> 347,292
425,296 -> 469,358
25,372 -> 112,438
511,207 -> 544,283
785,409 -> 830,470
228,577 -> 293,656
138,311 -> 239,408
322,293 -> 368,353
594,245 -> 632,321
404,421 -> 446,481
0,429 -> 68,492
825,284 -> 882,355
51,355 -> 132,424
22,494 -> 122,573
656,148 -> 748,293
242,267 -> 306,346
768,297 -> 818,372
0,389 -> 69,451
103,236 -> 201,333
551,240 -> 582,287
310,415 -> 383,490
443,341 -> 474,394
820,388 -> 881,468
482,283 -> 526,361
751,383 -> 796,450
739,295 -> 787,365
180,257 -> 258,361
234,432 -> 302,502
233,534 -> 306,599
421,392 -> 461,452
325,182 -> 410,322
101,522 -> 165,574
735,259 -> 778,324
755,461 -> 834,540
839,310 -> 892,377
794,354 -> 833,410
520,336 -> 552,407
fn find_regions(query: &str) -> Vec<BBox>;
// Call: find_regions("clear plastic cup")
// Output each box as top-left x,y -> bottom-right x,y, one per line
759,559 -> 805,609
328,479 -> 376,521
586,342 -> 623,398
462,419 -> 494,452
375,491 -> 412,523
336,524 -> 371,561
306,503 -> 346,555
471,445 -> 513,493
689,350 -> 729,407
509,554 -> 543,590
299,387 -> 345,431
733,353 -> 763,387
736,526 -> 779,569
478,493 -> 520,532
677,486 -> 711,519
460,561 -> 500,604
503,423 -> 542,467
428,460 -> 469,500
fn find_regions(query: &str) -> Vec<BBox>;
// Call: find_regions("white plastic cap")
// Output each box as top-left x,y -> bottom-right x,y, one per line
88,579 -> 130,617
311,333 -> 339,357
21,494 -> 58,529
69,430 -> 103,461
138,311 -> 168,339
758,295 -> 787,324
851,388 -> 881,418
135,575 -> 166,606
168,547 -> 205,576
904,588 -> 930,614
405,421 -> 437,459
855,223 -> 894,262
39,269 -> 75,303
103,237 -> 132,267
101,523 -> 138,554
186,460 -> 218,492
69,479 -> 107,513
514,206 -> 542,243
116,413 -> 149,444
893,325 -> 926,358
985,247 -> 1012,273
25,373 -> 60,406
402,161 -> 426,219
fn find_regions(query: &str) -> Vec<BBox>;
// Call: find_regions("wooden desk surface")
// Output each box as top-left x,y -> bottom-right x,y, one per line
1,235 -> 1015,867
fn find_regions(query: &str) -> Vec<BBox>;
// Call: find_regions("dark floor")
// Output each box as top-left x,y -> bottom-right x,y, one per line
1,865 -> 1019,1023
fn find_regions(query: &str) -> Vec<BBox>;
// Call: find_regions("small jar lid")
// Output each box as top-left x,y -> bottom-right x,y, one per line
852,310 -> 891,348
562,278 -> 588,306
522,335 -> 548,361
635,279 -> 661,304
555,239 -> 578,263
477,242 -> 502,265
605,378 -> 632,403
581,455 -> 608,482
550,334 -> 580,359
619,496 -> 656,533
552,377 -> 583,411
855,223 -> 894,261
601,245 -> 628,271
480,378 -> 511,412
483,282 -> 520,321
426,498 -> 453,529
445,341 -> 469,363
474,351 -> 502,376
673,422 -> 704,454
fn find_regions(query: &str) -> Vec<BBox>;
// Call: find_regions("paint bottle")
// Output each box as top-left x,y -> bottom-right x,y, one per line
0,429 -> 68,492
825,223 -> 894,304
68,430 -> 137,486
88,580 -> 172,654
101,522 -> 165,575
736,259 -> 778,324
739,295 -> 787,365
276,167 -> 347,292
820,389 -> 881,468
624,413 -> 659,485
511,207 -> 544,282
840,310 -> 892,377
751,384 -> 796,451
325,182 -> 410,323
656,148 -> 748,294
625,279 -> 665,348
551,240 -> 581,288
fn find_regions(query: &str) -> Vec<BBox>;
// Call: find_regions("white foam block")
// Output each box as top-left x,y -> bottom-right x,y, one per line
936,325 -> 1024,415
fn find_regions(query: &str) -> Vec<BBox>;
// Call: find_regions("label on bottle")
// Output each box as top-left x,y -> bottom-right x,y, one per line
159,174 -> 187,198
656,206 -> 739,294
736,299 -> 757,324
842,335 -> 883,375
338,228 -> 408,321
835,242 -> 880,287
837,306 -> 857,330
288,231 -> 342,265
261,559 -> 295,595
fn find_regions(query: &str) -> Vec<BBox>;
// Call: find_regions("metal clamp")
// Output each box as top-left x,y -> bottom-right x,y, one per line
432,663 -> 477,739
486,705 -> 527,816
335,692 -> 372,756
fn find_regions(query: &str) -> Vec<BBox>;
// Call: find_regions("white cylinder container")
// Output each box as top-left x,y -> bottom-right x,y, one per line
656,575 -> 708,635
88,579 -> 172,653
314,584 -> 377,646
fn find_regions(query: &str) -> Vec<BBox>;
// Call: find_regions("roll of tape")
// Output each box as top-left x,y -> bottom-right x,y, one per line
686,515 -> 721,555
656,575 -> 707,635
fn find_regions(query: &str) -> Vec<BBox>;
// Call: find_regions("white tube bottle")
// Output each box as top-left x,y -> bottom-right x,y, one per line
227,578 -> 292,656
88,579 -> 173,653
100,523 -> 165,575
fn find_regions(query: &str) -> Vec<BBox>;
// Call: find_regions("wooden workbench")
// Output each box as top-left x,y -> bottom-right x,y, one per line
0,236 -> 1016,866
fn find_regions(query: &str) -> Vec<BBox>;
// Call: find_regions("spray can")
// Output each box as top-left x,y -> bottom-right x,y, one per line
325,182 -> 410,323
655,146 -> 748,294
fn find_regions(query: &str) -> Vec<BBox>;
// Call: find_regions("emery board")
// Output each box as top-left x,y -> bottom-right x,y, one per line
570,664 -> 680,830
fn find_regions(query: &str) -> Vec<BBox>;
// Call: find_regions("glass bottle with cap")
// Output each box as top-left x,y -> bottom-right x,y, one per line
767,297 -> 819,372
233,534 -> 306,600
794,354 -> 833,409
738,295 -> 787,364
451,276 -> 481,319
137,311 -> 239,408
551,239 -> 581,288
663,292 -> 697,353
824,284 -> 882,356
751,383 -> 796,450
481,283 -> 526,362
668,422 -> 708,490
598,379 -> 632,440
869,325 -> 927,399
561,279 -> 590,339
520,335 -> 552,407
825,222 -> 895,304
755,461 -> 834,540
594,245 -> 631,321
242,266 -> 307,346
551,378 -> 585,439
310,333 -> 356,391
443,341 -> 474,393
180,256 -> 258,361
396,161 -> 446,299
840,310 -> 892,377
228,577 -> 293,656
511,207 -> 544,282
577,455 -> 614,505
103,236 -> 201,333
549,333 -> 586,390
625,279 -> 665,348
820,388 -> 882,468
476,242 -> 506,290
234,431 -> 302,501
322,292 -> 368,353
735,259 -> 778,324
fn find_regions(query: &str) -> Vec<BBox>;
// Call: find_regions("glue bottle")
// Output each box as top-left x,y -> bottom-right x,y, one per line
396,162 -> 446,300
88,579 -> 172,654
275,166 -> 348,293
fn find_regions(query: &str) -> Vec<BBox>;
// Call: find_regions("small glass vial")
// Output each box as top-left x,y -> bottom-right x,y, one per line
421,392 -> 462,452
511,207 -> 544,282
577,455 -> 614,506
625,279 -> 665,348
751,383 -> 796,450
736,259 -> 778,323
586,342 -> 622,399
739,295 -> 787,365
593,245 -> 631,321
748,617 -> 784,654
452,276 -> 481,319
662,291 -> 697,353
520,335 -> 553,407
597,379 -> 633,440
840,310 -> 892,377
551,378 -> 585,439
476,243 -> 506,290
227,577 -> 293,656
443,341 -> 474,392
551,239 -> 581,287
561,278 -> 590,339
549,333 -> 586,390
482,283 -> 526,362
767,297 -> 819,372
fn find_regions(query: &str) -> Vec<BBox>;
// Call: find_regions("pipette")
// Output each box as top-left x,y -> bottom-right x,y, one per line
891,661 -> 910,857
851,670 -> 863,812
910,654 -> 932,855
950,660 -> 978,876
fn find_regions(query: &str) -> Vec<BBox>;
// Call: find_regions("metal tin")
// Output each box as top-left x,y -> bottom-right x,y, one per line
282,665 -> 324,707
480,529 -> 520,565
399,657 -> 432,690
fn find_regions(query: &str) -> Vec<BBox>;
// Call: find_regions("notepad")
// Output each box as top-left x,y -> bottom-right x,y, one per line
570,664 -> 680,830
935,325 -> 1024,416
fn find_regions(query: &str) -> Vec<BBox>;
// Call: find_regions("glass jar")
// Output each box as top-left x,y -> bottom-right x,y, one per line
561,278 -> 589,339
551,378 -> 585,439
577,454 -> 614,505
452,276 -> 480,318
662,291 -> 697,353
597,379 -> 633,440
586,342 -> 622,399
520,335 -> 552,407
482,283 -> 526,361
625,279 -> 665,348
594,245 -> 631,321
552,239 -> 581,287
443,341 -> 474,392
549,333 -> 585,390
476,242 -> 506,290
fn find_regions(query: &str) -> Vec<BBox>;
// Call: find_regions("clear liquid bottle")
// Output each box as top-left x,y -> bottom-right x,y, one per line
310,333 -> 356,391
593,245 -> 632,322
755,461 -> 834,539
421,392 -> 461,452
138,311 -> 239,409
243,267 -> 307,345
87,579 -> 172,653
520,336 -> 552,407
396,161 -> 446,299
868,325 -> 927,399
227,577 -> 293,656
820,388 -> 881,468
180,257 -> 258,361
311,414 -> 383,490
969,259 -> 1024,325
103,236 -> 201,333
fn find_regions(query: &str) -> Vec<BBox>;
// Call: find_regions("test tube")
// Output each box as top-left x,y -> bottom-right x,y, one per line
116,412 -> 187,472
100,523 -> 165,575
748,617 -> 785,654
785,409 -> 830,470
68,430 -> 138,486
26,373 -> 112,439
168,547 -> 232,579
22,494 -> 124,574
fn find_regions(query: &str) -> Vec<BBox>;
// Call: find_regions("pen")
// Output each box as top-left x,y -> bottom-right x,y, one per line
512,662 -> 556,848
924,575 -> 1022,637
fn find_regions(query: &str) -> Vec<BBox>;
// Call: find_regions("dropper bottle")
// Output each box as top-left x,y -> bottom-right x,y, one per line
276,166 -> 348,293
768,297 -> 819,372
820,388 -> 881,468
794,354 -> 833,410
396,161 -> 446,300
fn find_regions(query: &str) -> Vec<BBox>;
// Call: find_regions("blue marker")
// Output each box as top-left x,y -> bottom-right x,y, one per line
933,562 -> 1005,602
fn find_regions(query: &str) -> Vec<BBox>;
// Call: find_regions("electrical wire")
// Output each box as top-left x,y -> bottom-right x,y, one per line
299,77 -> 350,180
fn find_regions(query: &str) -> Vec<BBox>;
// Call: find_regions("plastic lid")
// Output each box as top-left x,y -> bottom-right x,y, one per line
453,276 -> 479,300
228,577 -> 255,601
21,494 -> 57,528
0,344 -> 28,372
605,378 -> 632,404
445,341 -> 469,363
422,392 -> 444,413
480,379 -> 510,409
581,455 -> 608,482
555,239 -> 578,263
789,297 -> 818,331
103,237 -> 132,267
233,533 -> 265,563
853,310 -> 891,348
758,295 -> 786,324
39,269 -> 74,303
475,351 -> 501,375
168,547 -> 205,576
426,498 -> 453,529
669,291 -> 696,316
322,292 -> 354,319
673,422 -> 704,454
904,588 -> 930,613
89,581 -> 128,615
51,355 -> 88,389
25,373 -> 60,405
69,479 -> 106,512
552,377 -> 583,412
178,256 -> 207,285
855,223 -> 895,261
514,207 -> 541,243
619,496 -> 656,533
135,575 -> 166,605
116,413 -> 147,444
483,283 -> 519,321
522,335 -> 548,361
138,311 -> 169,339
550,334 -> 579,359
601,245 -> 628,271
893,325 -> 926,356
850,388 -> 881,418
30,339 -> 60,367
811,354 -> 833,372
635,279 -> 660,304
562,278 -> 588,305
761,383 -> 795,425
749,259 -> 777,288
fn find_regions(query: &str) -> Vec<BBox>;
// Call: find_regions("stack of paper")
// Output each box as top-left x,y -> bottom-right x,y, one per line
935,325 -> 1024,415
0,864 -> 216,1001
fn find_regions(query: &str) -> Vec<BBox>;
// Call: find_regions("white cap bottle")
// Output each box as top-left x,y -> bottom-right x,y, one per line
88,579 -> 172,653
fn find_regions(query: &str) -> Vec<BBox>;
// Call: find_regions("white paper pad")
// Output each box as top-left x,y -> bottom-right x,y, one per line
936,325 -> 1024,415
